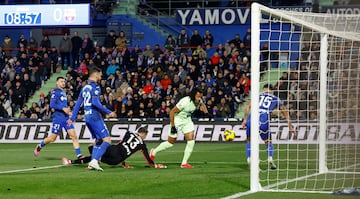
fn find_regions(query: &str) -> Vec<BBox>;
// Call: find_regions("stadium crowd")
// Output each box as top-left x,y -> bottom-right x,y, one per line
1,26 -> 350,122
0,29 -> 252,120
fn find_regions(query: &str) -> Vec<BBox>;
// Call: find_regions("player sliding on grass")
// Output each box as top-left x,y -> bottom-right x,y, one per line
150,87 -> 209,168
242,84 -> 296,170
34,77 -> 83,159
62,127 -> 167,169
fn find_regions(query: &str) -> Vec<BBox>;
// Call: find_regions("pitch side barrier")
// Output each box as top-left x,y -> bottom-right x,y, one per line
0,118 -> 358,144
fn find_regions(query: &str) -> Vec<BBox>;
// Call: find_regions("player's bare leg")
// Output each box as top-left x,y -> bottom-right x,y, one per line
67,129 -> 83,158
150,136 -> 176,160
181,131 -> 195,169
265,139 -> 276,170
34,134 -> 58,157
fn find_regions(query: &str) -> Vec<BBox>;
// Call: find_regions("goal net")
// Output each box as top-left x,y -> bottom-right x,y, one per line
250,3 -> 360,193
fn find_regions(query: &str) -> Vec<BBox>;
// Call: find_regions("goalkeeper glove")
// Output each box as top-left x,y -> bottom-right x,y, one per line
170,126 -> 177,134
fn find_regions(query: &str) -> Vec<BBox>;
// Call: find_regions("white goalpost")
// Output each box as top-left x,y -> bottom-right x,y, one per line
250,2 -> 360,193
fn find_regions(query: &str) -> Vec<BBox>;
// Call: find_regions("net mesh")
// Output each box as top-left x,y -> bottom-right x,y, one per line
256,7 -> 360,192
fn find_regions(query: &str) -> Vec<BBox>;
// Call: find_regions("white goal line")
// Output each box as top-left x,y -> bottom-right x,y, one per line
0,165 -> 64,174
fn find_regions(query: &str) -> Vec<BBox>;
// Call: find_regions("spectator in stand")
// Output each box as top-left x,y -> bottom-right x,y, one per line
143,80 -> 154,95
12,81 -> 25,113
20,104 -> 31,118
177,28 -> 190,54
203,30 -> 214,47
17,34 -> 27,49
152,44 -> 163,60
103,30 -> 117,50
81,33 -> 94,59
192,45 -> 207,60
229,33 -> 242,49
29,59 -> 42,89
164,35 -> 176,52
135,51 -> 146,69
243,28 -> 251,50
142,44 -> 152,58
40,35 -> 51,50
144,52 -> 155,69
160,73 -> 172,90
217,97 -> 231,118
115,31 -> 127,50
204,72 -> 215,88
28,37 -> 38,55
0,92 -> 11,118
16,46 -> 27,59
49,46 -> 59,72
71,31 -> 83,68
76,60 -> 89,76
2,35 -> 14,58
59,33 -> 72,70
190,29 -> 203,51
238,43 -> 247,60
22,73 -> 34,98
42,52 -> 52,80
239,73 -> 250,97
215,43 -> 226,56
210,51 -> 221,66
106,59 -> 119,77
0,47 -> 6,69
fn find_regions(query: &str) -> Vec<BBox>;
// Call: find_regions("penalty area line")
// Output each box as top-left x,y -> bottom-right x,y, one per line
0,165 -> 64,174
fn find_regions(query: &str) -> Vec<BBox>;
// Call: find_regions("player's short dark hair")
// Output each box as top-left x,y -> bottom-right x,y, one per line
56,77 -> 64,81
137,127 -> 148,134
263,84 -> 273,90
189,87 -> 203,102
88,66 -> 101,76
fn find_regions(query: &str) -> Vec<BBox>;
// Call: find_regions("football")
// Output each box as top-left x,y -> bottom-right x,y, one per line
223,129 -> 235,141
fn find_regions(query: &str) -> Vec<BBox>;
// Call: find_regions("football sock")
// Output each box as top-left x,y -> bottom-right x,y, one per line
72,156 -> 91,164
39,141 -> 46,148
266,143 -> 274,158
91,145 -> 99,160
181,140 -> 195,164
75,148 -> 82,157
246,142 -> 251,158
91,141 -> 103,159
93,142 -> 111,161
153,141 -> 173,155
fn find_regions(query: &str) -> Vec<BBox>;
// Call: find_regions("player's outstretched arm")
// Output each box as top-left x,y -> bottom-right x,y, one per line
280,105 -> 296,136
121,161 -> 134,169
91,95 -> 112,115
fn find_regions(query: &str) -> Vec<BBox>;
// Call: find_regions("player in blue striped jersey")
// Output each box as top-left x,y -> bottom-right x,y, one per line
71,67 -> 117,171
34,77 -> 83,158
242,84 -> 296,169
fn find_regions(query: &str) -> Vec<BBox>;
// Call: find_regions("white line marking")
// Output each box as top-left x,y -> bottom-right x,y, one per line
127,161 -> 243,165
220,190 -> 255,199
0,165 -> 64,174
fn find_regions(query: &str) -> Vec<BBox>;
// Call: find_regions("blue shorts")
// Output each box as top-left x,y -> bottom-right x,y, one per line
52,120 -> 74,134
86,120 -> 110,140
246,115 -> 271,141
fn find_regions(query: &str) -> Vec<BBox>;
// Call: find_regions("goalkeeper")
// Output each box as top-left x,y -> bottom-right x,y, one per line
242,84 -> 296,170
62,127 -> 166,169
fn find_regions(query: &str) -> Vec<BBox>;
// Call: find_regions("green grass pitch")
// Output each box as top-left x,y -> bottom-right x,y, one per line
0,143 -> 358,199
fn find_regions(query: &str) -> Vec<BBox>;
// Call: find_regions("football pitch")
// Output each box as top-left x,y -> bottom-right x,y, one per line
0,143 -> 358,199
